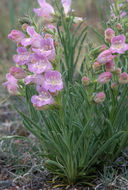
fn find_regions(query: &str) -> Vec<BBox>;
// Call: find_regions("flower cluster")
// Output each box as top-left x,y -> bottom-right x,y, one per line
82,18 -> 128,104
3,0 -> 75,109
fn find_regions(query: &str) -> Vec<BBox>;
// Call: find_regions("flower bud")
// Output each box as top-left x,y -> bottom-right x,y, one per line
93,62 -> 101,71
119,72 -> 128,84
105,60 -> 115,72
73,17 -> 83,24
82,76 -> 90,86
8,30 -> 25,44
22,23 -> 29,32
105,28 -> 115,43
94,92 -> 106,103
111,82 -> 118,90
116,23 -> 123,31
10,66 -> 26,79
115,68 -> 121,75
98,72 -> 112,84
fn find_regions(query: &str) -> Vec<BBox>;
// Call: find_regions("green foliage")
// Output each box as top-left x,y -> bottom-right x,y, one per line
17,81 -> 128,185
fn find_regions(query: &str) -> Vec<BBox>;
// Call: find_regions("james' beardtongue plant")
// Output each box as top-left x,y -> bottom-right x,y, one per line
3,0 -> 128,187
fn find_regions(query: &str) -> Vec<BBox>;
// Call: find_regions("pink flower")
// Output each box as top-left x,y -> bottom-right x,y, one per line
31,89 -> 54,108
97,50 -> 116,64
61,0 -> 72,15
105,60 -> 115,72
43,70 -> 63,93
32,38 -> 55,60
21,26 -> 42,48
105,28 -> 115,43
94,92 -> 106,103
3,73 -> 18,95
82,76 -> 90,86
13,47 -> 33,65
25,74 -> 44,85
10,66 -> 26,79
110,35 -> 128,54
119,72 -> 128,84
28,56 -> 52,74
33,0 -> 55,19
98,72 -> 112,84
8,30 -> 25,44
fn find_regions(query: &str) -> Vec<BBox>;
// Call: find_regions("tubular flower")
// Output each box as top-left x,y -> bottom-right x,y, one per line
119,72 -> 128,84
25,74 -> 44,85
98,72 -> 112,84
10,66 -> 26,79
33,0 -> 55,19
28,56 -> 52,74
61,0 -> 72,15
105,60 -> 115,72
105,28 -> 115,43
110,35 -> 128,54
97,50 -> 116,64
31,89 -> 54,108
32,38 -> 55,60
94,92 -> 106,104
21,26 -> 42,48
8,30 -> 25,44
13,47 -> 34,65
43,70 -> 63,93
2,73 -> 18,95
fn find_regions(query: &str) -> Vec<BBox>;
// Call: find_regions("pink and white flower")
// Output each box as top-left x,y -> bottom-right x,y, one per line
32,38 -> 55,60
13,47 -> 33,65
28,56 -> 52,74
21,26 -> 42,48
25,74 -> 44,85
31,89 -> 54,108
110,35 -> 128,54
3,73 -> 18,95
98,72 -> 112,84
10,66 -> 26,79
33,0 -> 55,19
97,50 -> 116,64
61,0 -> 72,15
43,70 -> 63,93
